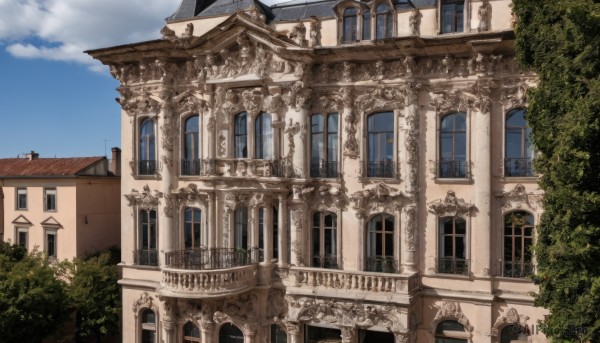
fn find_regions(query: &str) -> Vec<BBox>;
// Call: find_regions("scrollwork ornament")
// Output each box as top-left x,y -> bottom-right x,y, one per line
428,191 -> 476,217
433,301 -> 473,332
404,206 -> 417,251
350,182 -> 406,219
124,185 -> 163,210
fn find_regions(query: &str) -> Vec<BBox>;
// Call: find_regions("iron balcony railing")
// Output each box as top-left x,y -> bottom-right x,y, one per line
504,158 -> 535,177
365,256 -> 398,273
367,160 -> 395,178
437,257 -> 469,275
165,247 -> 261,270
310,160 -> 339,178
134,249 -> 158,267
312,255 -> 340,269
437,159 -> 469,178
181,159 -> 201,175
138,160 -> 157,175
503,261 -> 535,278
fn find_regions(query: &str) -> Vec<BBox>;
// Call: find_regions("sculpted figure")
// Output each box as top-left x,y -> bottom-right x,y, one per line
478,0 -> 491,32
409,8 -> 422,36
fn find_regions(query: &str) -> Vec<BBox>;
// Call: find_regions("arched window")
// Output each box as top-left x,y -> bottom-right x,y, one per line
235,207 -> 248,250
501,325 -> 529,343
310,113 -> 339,178
375,3 -> 393,39
182,115 -> 200,175
435,320 -> 468,342
438,217 -> 468,275
138,209 -> 157,266
141,309 -> 157,343
312,212 -> 338,269
139,118 -> 156,175
255,113 -> 273,159
234,113 -> 248,158
183,321 -> 201,343
219,323 -> 244,343
362,10 -> 371,40
343,8 -> 358,43
441,0 -> 464,33
367,112 -> 394,178
184,208 -> 202,249
505,109 -> 534,176
503,211 -> 534,278
366,214 -> 395,272
439,112 -> 467,178
271,324 -> 287,343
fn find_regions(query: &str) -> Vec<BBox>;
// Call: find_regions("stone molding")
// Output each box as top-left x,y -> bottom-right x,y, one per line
491,307 -> 529,336
350,182 -> 406,219
428,191 -> 476,217
124,185 -> 163,211
292,182 -> 347,211
132,292 -> 158,316
498,184 -> 542,211
432,301 -> 473,333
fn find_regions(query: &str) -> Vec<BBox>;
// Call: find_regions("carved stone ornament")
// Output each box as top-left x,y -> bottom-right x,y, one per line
350,182 -> 406,219
267,289 -> 287,320
472,79 -> 498,114
290,205 -> 305,266
355,85 -> 405,113
289,23 -> 308,47
284,81 -> 312,112
433,301 -> 473,333
404,206 -> 417,251
478,0 -> 491,33
124,185 -> 163,210
182,23 -> 194,38
293,182 -> 347,211
310,17 -> 321,47
428,191 -> 476,217
159,296 -> 177,324
430,89 -> 474,113
283,118 -> 306,177
286,296 -> 405,332
499,184 -> 542,210
172,183 -> 209,207
120,91 -> 161,117
213,292 -> 260,326
501,81 -> 528,110
409,8 -> 422,36
132,292 -> 158,315
491,307 -> 529,336
160,25 -> 177,41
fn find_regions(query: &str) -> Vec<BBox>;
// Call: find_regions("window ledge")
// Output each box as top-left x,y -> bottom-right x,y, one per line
433,177 -> 473,185
132,175 -> 161,181
493,276 -> 535,283
429,272 -> 472,280
497,176 -> 539,183
359,177 -> 401,184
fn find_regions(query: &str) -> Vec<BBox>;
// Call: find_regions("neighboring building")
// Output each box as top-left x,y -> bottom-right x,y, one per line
0,150 -> 121,260
87,0 -> 545,342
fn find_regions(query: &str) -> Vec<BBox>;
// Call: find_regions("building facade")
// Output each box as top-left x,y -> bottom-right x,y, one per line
88,0 -> 546,342
0,151 -> 121,260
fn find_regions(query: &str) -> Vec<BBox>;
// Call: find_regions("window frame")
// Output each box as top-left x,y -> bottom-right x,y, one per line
366,111 -> 395,178
502,211 -> 535,278
45,228 -> 58,259
218,323 -> 244,343
439,0 -> 466,34
183,321 -> 201,343
234,207 -> 249,250
182,114 -> 201,176
365,213 -> 396,273
183,207 -> 202,249
311,211 -> 339,269
140,309 -> 157,343
435,320 -> 469,342
504,108 -> 534,177
437,111 -> 469,179
437,216 -> 469,275
16,187 -> 27,210
44,187 -> 57,212
342,7 -> 359,43
137,209 -> 158,266
16,227 -> 28,250
234,112 -> 248,159
255,112 -> 273,160
138,117 -> 157,176
374,2 -> 394,40
310,112 -> 339,178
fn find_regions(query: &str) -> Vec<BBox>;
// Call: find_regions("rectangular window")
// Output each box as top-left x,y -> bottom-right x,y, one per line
44,188 -> 57,211
16,188 -> 27,210
46,230 -> 57,258
441,0 -> 464,33
310,113 -> 339,178
235,207 -> 249,250
16,228 -> 28,249
138,209 -> 158,266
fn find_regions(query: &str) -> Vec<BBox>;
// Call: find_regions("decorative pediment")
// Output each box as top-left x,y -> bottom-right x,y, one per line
350,182 -> 406,219
171,183 -> 209,207
354,85 -> 405,113
428,191 -> 476,217
132,292 -> 158,315
214,86 -> 285,125
11,215 -> 32,225
432,301 -> 473,332
40,216 -> 63,229
430,89 -> 475,113
119,91 -> 162,117
292,183 -> 347,211
497,184 -> 542,210
124,184 -> 163,210
492,307 -> 529,336
501,80 -> 529,110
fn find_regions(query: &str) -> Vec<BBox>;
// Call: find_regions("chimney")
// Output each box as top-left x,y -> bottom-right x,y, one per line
109,147 -> 121,176
26,151 -> 39,161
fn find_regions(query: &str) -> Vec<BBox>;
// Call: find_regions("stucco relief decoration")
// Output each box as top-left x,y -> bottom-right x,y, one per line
119,90 -> 161,117
355,86 -> 405,113
289,23 -> 308,47
341,62 -> 353,82
247,3 -> 267,23
491,307 -> 529,336
286,296 -> 404,332
404,56 -> 417,78
472,79 -> 498,114
160,25 -> 177,41
350,182 -> 406,219
222,193 -> 238,247
310,17 -> 321,47
267,289 -> 287,320
478,0 -> 491,32
172,183 -> 209,207
132,292 -> 158,316
125,185 -> 163,210
404,206 -> 417,251
501,81 -> 528,109
428,191 -> 476,217
433,301 -> 473,332
158,296 -> 177,328
404,82 -> 422,195
291,206 -> 305,266
156,59 -> 179,84
409,8 -> 422,36
294,183 -> 347,211
182,23 -> 194,39
430,89 -> 474,113
213,292 -> 259,328
284,118 -> 306,176
284,81 -> 312,112
499,184 -> 542,210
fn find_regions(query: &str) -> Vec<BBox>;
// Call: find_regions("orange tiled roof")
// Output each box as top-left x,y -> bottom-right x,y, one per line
0,157 -> 105,177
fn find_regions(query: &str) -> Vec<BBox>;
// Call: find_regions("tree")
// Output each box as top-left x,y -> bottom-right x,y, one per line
0,244 -> 71,343
66,250 -> 121,342
513,0 -> 600,341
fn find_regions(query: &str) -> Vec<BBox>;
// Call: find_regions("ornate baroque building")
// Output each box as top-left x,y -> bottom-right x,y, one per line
87,0 -> 546,342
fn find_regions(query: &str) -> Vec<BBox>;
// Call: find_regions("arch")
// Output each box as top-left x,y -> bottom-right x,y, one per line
342,7 -> 358,43
140,309 -> 157,343
234,112 -> 248,158
218,322 -> 244,343
438,112 -> 467,178
366,213 -> 395,272
139,117 -> 157,175
435,320 -> 468,342
367,112 -> 394,178
502,211 -> 534,278
183,207 -> 202,249
183,321 -> 201,342
182,114 -> 200,175
504,108 -> 533,177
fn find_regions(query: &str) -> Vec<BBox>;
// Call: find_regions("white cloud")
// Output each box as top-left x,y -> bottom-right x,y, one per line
0,0 -> 181,70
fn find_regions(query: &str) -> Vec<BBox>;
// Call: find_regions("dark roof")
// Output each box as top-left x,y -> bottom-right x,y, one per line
270,0 -> 337,21
0,157 -> 106,177
167,0 -> 214,21
196,0 -> 273,18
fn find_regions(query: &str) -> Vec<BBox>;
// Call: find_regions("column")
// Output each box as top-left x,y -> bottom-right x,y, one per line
162,320 -> 176,343
340,327 -> 355,343
278,194 -> 287,266
473,102 -> 492,277
288,203 -> 305,266
263,202 -> 274,263
207,89 -> 216,160
285,323 -> 301,343
200,321 -> 214,343
251,206 -> 259,248
208,193 -> 216,249
158,106 -> 176,267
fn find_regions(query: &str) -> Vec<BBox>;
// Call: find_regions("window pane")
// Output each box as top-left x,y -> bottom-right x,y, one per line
362,11 -> 371,40
235,113 -> 248,158
256,113 -> 273,159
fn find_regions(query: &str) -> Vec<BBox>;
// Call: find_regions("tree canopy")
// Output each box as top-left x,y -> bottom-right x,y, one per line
513,0 -> 600,341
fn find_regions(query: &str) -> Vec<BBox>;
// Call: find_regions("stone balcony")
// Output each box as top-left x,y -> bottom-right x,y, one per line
159,247 -> 260,298
180,158 -> 295,178
283,266 -> 420,304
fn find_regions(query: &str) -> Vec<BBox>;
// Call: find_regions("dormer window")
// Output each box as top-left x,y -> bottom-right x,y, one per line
375,3 -> 393,39
343,8 -> 358,43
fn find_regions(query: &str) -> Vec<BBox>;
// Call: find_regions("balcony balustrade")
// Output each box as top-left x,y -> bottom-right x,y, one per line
503,261 -> 535,278
134,249 -> 158,267
504,158 -> 535,177
312,255 -> 340,269
165,247 -> 261,270
366,160 -> 395,178
437,159 -> 469,178
437,257 -> 469,275
310,160 -> 339,178
138,160 -> 157,175
365,256 -> 399,273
